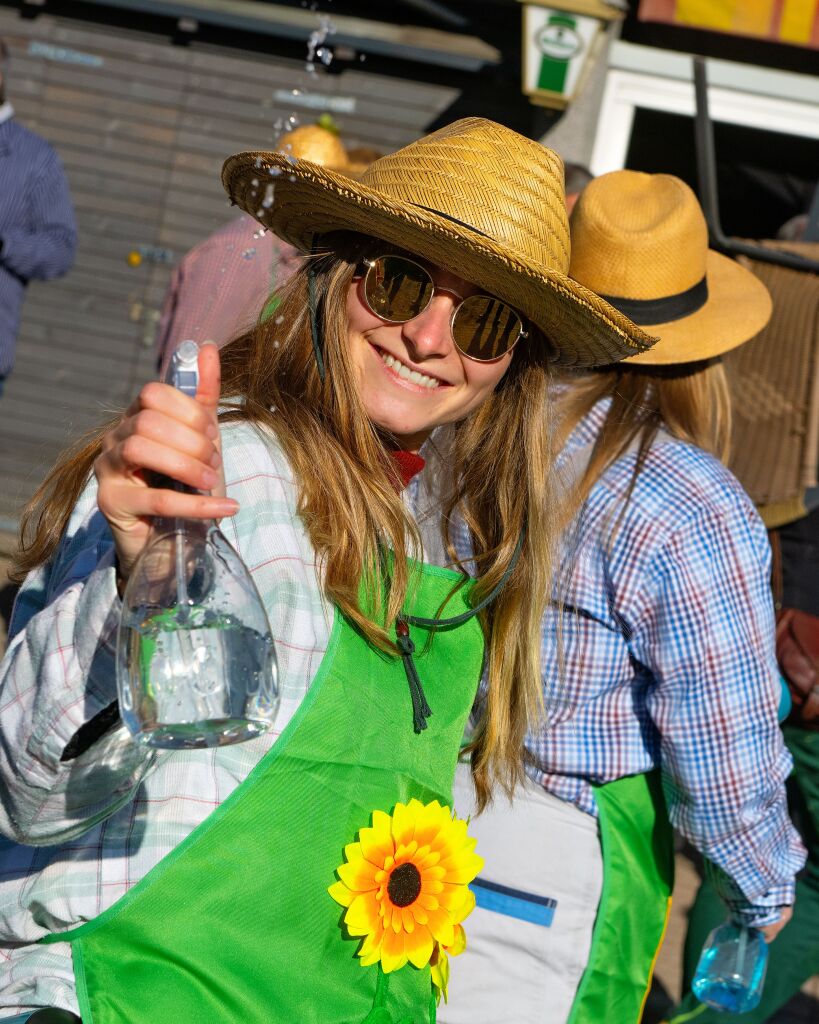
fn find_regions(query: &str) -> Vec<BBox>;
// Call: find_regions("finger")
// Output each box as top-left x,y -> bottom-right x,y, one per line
120,408 -> 220,470
115,434 -> 220,492
137,381 -> 215,437
102,481 -> 239,523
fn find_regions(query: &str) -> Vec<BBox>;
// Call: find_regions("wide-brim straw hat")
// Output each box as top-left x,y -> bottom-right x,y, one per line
569,170 -> 772,365
222,117 -> 656,367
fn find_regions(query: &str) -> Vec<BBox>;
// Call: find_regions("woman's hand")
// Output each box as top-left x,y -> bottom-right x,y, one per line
94,343 -> 239,583
760,904 -> 793,943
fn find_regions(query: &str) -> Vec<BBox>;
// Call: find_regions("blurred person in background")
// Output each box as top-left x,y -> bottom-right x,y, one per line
0,37 -> 76,396
442,171 -> 804,1024
155,119 -> 381,375
563,161 -> 593,215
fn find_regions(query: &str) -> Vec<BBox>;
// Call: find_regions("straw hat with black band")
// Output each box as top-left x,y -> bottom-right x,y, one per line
569,170 -> 772,365
222,117 -> 656,368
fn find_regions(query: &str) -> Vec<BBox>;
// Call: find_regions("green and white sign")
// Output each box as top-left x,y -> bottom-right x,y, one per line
522,5 -> 603,106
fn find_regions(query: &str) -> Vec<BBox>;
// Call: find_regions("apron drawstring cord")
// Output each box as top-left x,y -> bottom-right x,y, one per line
391,528 -> 526,734
396,617 -> 432,734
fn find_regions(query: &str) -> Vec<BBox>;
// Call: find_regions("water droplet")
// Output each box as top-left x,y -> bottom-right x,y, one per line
273,341 -> 280,348
288,174 -> 297,182
274,315 -> 284,324
269,167 -> 282,177
262,184 -> 275,209
291,88 -> 302,97
251,178 -> 259,187
242,248 -> 257,260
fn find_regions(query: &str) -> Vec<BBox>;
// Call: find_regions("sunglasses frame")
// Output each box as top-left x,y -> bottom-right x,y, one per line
358,255 -> 527,363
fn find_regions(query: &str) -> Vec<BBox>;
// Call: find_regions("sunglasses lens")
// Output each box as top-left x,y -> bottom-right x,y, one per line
453,295 -> 522,361
364,257 -> 434,322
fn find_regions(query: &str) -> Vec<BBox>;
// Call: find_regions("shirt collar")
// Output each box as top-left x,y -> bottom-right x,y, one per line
0,102 -> 15,125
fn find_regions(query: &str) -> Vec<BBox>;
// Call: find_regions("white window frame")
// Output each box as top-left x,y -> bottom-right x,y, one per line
590,41 -> 819,176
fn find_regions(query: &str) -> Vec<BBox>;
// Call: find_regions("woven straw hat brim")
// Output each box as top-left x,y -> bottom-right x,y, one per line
624,250 -> 772,365
222,151 -> 656,368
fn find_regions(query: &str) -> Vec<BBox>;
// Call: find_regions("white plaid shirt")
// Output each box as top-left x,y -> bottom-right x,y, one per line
0,422 -> 332,1014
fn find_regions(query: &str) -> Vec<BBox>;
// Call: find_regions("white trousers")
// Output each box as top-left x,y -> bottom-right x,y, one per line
440,763 -> 604,1024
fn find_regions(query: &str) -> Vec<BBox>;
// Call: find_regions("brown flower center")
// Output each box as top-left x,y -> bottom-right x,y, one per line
387,862 -> 422,907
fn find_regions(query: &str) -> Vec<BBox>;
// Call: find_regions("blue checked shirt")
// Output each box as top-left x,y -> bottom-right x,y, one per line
457,399 -> 805,927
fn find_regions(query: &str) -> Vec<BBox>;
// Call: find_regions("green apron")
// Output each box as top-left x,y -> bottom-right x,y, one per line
568,771 -> 675,1024
43,562 -> 484,1024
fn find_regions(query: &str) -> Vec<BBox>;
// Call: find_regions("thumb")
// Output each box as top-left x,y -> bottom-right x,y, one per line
196,341 -> 222,415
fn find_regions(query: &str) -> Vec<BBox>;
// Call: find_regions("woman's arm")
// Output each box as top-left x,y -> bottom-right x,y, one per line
0,492 -> 156,845
633,494 -> 806,929
0,346 -> 238,845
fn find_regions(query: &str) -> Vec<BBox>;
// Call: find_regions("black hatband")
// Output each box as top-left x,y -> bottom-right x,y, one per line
600,276 -> 708,325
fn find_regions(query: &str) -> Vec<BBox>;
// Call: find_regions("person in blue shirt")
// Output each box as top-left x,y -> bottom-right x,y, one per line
0,39 -> 76,395
442,171 -> 806,1024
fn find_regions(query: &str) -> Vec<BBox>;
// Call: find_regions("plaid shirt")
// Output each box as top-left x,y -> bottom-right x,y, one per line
0,422 -> 332,1014
457,400 -> 805,928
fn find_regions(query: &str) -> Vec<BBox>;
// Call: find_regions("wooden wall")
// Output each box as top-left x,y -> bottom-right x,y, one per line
0,7 -> 458,526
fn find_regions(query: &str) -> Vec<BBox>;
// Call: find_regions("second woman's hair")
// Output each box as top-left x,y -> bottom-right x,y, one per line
553,360 -> 732,511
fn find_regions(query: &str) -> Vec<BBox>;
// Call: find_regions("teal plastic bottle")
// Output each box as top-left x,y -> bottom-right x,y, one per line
692,920 -> 768,1013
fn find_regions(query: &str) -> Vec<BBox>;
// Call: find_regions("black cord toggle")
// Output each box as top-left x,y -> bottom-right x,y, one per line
396,616 -> 432,734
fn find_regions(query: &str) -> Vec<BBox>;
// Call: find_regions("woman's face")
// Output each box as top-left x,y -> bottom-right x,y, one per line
346,260 -> 515,451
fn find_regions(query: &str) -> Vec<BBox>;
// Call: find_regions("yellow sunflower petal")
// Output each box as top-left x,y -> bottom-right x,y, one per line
430,943 -> 451,1003
345,892 -> 381,936
328,880 -> 354,907
411,902 -> 430,925
358,920 -> 386,964
426,906 -> 456,948
448,923 -> 467,957
337,856 -> 380,893
406,926 -> 435,969
381,921 -> 409,973
360,811 -> 395,867
390,801 -> 417,848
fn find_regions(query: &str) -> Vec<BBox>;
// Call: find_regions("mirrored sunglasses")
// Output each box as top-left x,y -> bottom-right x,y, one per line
360,255 -> 526,362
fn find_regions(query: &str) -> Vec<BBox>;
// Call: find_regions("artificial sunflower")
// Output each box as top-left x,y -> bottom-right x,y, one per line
329,798 -> 483,975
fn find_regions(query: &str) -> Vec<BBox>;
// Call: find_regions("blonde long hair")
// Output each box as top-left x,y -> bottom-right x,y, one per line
553,360 -> 732,510
12,232 -> 560,810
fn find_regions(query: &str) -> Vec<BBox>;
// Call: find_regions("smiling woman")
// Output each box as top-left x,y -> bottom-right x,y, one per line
0,118 -> 653,1023
347,252 -> 517,449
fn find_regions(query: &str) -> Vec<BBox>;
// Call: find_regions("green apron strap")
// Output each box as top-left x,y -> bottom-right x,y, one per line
568,771 -> 675,1024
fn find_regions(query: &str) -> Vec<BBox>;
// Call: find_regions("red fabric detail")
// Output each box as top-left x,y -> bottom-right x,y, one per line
390,450 -> 426,489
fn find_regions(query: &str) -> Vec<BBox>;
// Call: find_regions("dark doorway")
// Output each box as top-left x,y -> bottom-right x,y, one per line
625,107 -> 818,240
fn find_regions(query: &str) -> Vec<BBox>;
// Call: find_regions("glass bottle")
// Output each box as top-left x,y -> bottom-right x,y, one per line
116,341 -> 279,749
692,919 -> 768,1013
